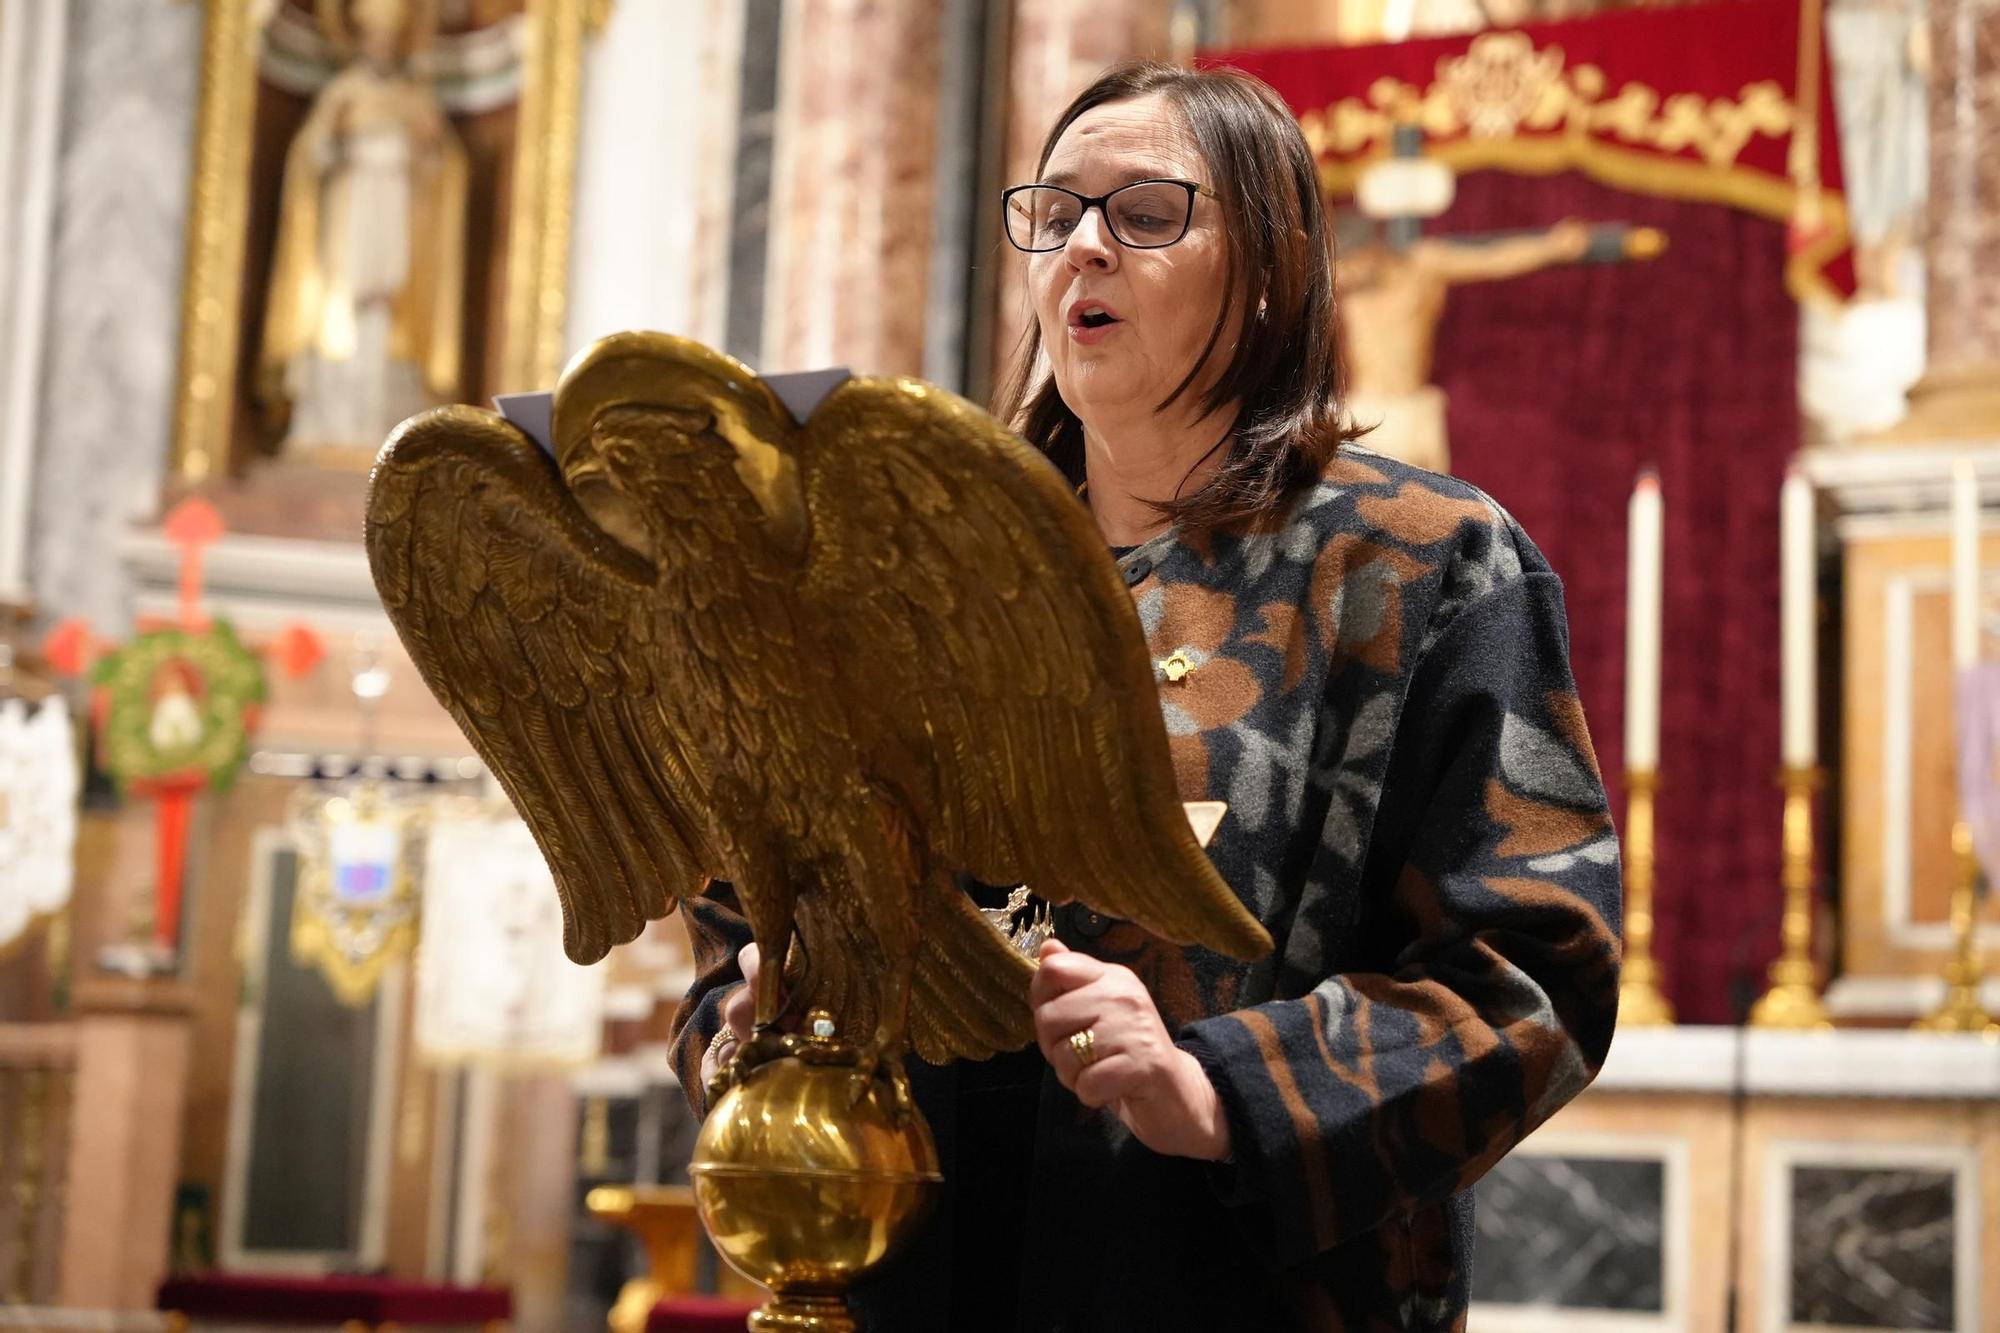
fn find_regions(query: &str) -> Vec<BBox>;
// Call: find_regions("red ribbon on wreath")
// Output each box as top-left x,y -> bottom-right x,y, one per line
43,500 -> 324,956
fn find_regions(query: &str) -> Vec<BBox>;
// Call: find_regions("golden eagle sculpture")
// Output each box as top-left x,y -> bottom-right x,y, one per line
366,332 -> 1270,1101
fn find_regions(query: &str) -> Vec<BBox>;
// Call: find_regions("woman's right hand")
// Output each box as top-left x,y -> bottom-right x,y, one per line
700,942 -> 761,1088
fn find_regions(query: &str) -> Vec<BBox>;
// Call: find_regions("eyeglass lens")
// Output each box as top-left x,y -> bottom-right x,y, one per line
1006,182 -> 1193,251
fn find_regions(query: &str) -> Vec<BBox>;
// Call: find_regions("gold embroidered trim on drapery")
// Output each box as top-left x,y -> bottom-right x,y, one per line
1296,29 -> 1850,304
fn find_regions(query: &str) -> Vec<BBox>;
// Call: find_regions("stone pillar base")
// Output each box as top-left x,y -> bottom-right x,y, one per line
57,978 -> 196,1310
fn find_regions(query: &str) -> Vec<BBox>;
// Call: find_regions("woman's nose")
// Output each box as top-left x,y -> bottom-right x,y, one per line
1063,207 -> 1120,271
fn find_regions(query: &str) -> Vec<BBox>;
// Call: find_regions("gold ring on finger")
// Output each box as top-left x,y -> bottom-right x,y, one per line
1068,1026 -> 1099,1067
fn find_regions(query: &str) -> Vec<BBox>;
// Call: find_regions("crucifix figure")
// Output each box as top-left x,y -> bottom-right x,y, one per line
1336,125 -> 1665,474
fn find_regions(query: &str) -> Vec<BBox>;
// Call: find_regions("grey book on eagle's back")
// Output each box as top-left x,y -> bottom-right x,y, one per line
493,366 -> 854,460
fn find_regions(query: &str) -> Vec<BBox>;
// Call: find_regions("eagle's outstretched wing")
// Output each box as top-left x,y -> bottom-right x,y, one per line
366,406 -> 722,963
797,377 -> 1272,961
370,333 -> 1273,1069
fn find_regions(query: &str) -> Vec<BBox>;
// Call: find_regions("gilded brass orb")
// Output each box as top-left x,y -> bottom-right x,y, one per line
691,1030 -> 940,1333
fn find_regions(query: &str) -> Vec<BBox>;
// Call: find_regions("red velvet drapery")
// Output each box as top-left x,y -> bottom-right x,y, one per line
1429,169 -> 1798,1022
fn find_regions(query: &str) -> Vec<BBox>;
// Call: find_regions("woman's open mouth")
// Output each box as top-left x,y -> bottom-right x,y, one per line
1066,299 -> 1124,344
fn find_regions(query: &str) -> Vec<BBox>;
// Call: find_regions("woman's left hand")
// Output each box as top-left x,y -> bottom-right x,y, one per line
1031,937 -> 1231,1162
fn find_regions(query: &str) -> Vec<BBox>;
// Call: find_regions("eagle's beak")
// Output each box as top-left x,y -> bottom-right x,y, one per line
569,459 -> 656,560
727,431 -> 808,559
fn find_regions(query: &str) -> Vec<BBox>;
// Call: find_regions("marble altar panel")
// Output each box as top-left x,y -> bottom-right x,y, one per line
1788,1162 -> 1956,1330
1474,1151 -> 1667,1313
1474,1086 -> 1735,1333
1739,1099 -> 1996,1333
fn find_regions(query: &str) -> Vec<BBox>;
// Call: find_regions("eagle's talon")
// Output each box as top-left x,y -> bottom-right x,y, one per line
739,1027 -> 796,1069
706,1027 -> 799,1104
847,1039 -> 916,1122
842,1067 -> 914,1122
883,1068 -> 916,1122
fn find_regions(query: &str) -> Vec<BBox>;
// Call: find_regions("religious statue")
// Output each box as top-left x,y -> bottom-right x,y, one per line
147,660 -> 207,752
1338,217 -> 1593,473
257,0 -> 468,463
1826,0 -> 1929,301
1334,126 -> 1663,473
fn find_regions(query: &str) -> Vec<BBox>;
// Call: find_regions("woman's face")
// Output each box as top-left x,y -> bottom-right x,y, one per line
1028,93 -> 1233,429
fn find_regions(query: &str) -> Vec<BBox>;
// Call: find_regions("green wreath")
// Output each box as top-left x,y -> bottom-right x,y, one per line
93,621 -> 266,793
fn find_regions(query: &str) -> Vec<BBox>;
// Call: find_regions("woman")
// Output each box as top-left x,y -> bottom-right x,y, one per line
671,63 -> 1621,1332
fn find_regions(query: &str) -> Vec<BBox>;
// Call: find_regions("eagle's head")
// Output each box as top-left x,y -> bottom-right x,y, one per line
563,402 -> 807,563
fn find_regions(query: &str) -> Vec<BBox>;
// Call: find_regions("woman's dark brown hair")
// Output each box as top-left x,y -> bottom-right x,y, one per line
993,62 -> 1357,533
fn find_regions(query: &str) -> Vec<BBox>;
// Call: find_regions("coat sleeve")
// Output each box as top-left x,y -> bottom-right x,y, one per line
668,880 -> 754,1115
1175,569 -> 1623,1267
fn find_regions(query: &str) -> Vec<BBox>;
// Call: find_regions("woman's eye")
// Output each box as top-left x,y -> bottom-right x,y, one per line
1044,217 -> 1077,237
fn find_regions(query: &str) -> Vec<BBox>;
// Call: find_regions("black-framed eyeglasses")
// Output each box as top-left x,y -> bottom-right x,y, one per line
1001,178 -> 1214,253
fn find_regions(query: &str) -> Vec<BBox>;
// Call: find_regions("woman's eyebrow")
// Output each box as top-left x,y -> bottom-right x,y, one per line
1038,165 -> 1175,189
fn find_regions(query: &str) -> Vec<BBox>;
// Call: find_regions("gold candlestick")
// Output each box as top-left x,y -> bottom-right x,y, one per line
1749,766 -> 1830,1029
1912,821 -> 1999,1035
1618,769 -> 1675,1027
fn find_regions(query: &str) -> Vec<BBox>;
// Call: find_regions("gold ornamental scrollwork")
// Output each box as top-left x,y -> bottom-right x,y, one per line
1302,34 -> 1797,172
1436,32 -> 1566,140
1296,29 -> 1847,303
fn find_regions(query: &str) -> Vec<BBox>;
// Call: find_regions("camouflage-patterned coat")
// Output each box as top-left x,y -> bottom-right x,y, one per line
670,446 -> 1623,1331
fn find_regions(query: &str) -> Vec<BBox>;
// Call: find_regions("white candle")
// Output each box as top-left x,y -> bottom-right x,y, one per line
1952,458 -> 1981,670
1625,470 -> 1663,772
1780,465 -> 1816,767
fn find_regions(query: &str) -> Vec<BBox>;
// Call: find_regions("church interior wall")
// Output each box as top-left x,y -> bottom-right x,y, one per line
0,0 -> 1994,1327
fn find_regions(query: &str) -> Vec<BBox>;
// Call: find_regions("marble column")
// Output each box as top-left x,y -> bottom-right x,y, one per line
762,0 -> 944,378
28,0 -> 200,633
988,0 -> 1175,394
1924,0 -> 2000,385
0,0 -> 70,604
565,0 -> 744,359
495,1073 -> 579,1333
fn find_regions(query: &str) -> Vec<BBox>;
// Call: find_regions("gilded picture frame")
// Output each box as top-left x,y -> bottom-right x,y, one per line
167,0 -> 600,492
